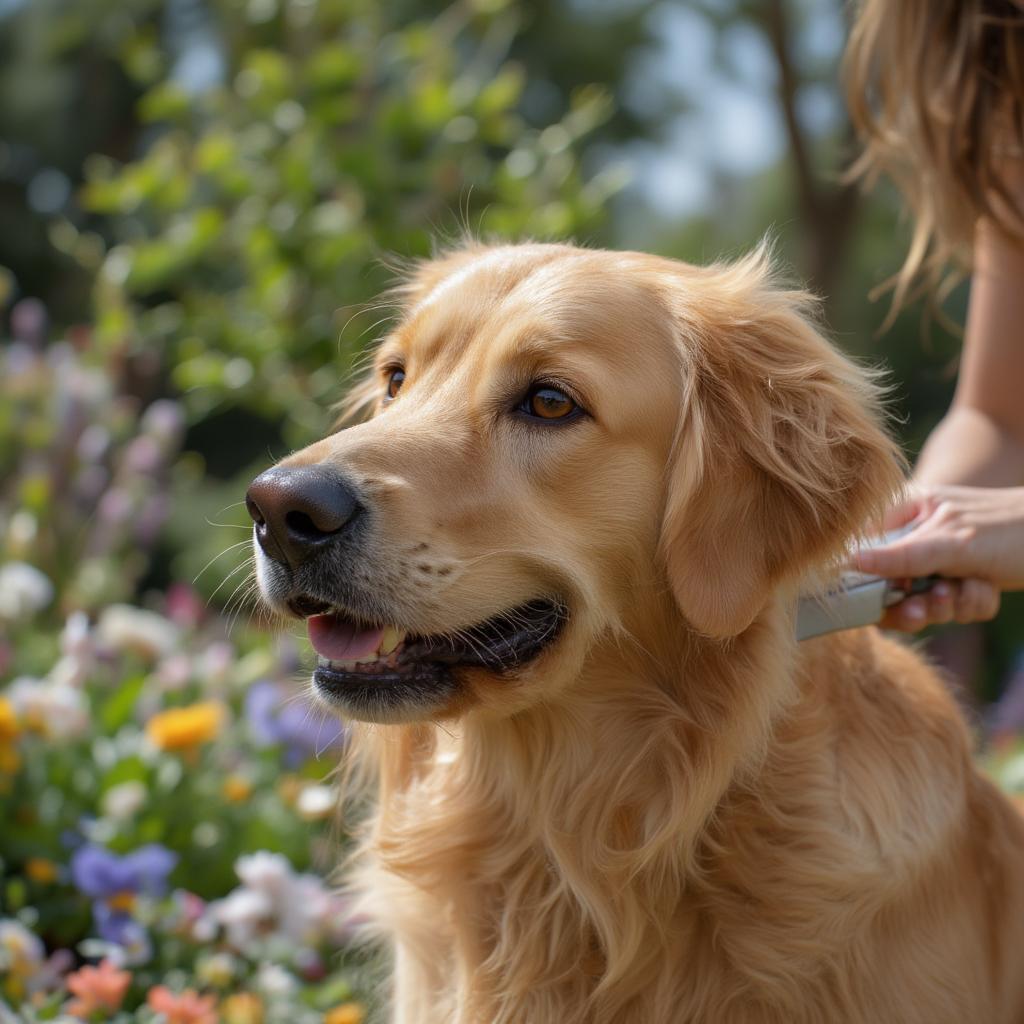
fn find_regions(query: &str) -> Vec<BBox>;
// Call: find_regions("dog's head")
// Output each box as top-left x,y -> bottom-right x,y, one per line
247,244 -> 902,723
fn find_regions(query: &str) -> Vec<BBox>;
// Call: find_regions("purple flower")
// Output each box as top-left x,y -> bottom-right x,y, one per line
92,903 -> 140,945
70,843 -> 176,957
71,843 -> 177,902
123,435 -> 163,475
11,297 -> 48,346
140,399 -> 185,447
87,909 -> 153,965
245,680 -> 345,766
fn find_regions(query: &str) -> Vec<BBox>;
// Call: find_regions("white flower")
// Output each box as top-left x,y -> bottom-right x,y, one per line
210,851 -> 348,951
296,784 -> 336,821
195,641 -> 234,684
234,851 -> 293,898
96,604 -> 180,660
210,886 -> 274,949
101,780 -> 148,820
0,918 -> 44,973
254,961 -> 298,997
155,653 -> 192,691
0,562 -> 53,620
191,914 -> 217,943
47,655 -> 87,689
60,611 -> 92,659
0,918 -> 69,993
7,678 -> 89,739
278,873 -> 340,944
49,612 -> 95,688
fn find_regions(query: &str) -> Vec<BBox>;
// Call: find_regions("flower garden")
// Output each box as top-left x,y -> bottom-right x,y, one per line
1,332 -> 368,1021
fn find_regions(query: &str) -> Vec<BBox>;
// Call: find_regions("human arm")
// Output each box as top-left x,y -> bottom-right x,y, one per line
914,217 -> 1024,488
854,212 -> 1024,629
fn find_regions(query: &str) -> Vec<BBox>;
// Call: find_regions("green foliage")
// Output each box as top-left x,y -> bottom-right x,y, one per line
74,0 -> 617,451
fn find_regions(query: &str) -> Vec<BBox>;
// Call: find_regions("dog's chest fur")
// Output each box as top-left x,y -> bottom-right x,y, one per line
349,628 -> 1024,1024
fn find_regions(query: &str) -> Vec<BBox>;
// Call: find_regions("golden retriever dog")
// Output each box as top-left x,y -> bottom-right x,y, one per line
245,243 -> 1024,1023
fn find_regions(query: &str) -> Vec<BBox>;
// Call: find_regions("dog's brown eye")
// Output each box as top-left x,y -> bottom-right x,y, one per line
386,369 -> 405,400
524,386 -> 577,421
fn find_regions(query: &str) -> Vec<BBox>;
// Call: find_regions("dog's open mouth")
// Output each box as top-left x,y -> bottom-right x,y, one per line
296,598 -> 567,719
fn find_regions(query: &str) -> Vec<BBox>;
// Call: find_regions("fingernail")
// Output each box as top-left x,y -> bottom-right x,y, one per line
905,602 -> 926,623
933,583 -> 952,599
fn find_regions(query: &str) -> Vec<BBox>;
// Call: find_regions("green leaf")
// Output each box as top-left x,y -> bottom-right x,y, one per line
139,82 -> 191,123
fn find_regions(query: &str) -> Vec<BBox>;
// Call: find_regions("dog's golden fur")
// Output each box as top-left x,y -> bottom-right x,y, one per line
279,243 -> 1024,1022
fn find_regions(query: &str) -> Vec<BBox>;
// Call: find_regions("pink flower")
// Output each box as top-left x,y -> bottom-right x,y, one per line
66,959 -> 131,1017
146,985 -> 218,1024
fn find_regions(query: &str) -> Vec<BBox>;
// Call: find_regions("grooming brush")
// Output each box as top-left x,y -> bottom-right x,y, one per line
796,526 -> 939,641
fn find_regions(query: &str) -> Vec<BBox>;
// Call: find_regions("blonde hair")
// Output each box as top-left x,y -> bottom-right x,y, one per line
845,0 -> 1024,314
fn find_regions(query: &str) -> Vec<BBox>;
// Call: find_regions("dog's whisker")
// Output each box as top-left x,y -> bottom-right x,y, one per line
205,557 -> 254,607
221,573 -> 259,633
223,573 -> 257,617
191,541 -> 252,587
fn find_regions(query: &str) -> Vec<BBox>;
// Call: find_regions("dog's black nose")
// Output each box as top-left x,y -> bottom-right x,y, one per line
245,465 -> 359,568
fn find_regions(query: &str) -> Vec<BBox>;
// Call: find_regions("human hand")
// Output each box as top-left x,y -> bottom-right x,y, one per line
853,485 -> 1024,631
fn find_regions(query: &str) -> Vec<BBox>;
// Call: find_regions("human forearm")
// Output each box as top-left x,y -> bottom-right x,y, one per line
914,406 -> 1024,488
914,212 -> 1024,488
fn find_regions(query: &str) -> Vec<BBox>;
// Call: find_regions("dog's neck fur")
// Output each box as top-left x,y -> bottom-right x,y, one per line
349,600 -> 803,1023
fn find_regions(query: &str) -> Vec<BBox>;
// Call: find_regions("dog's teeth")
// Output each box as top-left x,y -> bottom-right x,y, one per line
326,657 -> 362,669
379,627 -> 405,655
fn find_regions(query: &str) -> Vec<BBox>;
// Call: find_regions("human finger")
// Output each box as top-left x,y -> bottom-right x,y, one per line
853,534 -> 939,578
878,596 -> 929,632
880,494 -> 925,533
921,581 -> 955,624
953,578 -> 1000,624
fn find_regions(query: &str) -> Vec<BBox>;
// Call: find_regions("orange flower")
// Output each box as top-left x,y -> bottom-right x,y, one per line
0,697 -> 18,741
221,991 -> 264,1024
223,774 -> 253,803
145,702 -> 225,752
324,1003 -> 366,1024
25,858 -> 58,883
66,959 -> 131,1017
146,985 -> 218,1024
0,742 -> 20,776
0,698 -> 20,779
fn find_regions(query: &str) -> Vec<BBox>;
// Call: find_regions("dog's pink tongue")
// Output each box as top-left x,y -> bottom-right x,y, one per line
307,613 -> 383,661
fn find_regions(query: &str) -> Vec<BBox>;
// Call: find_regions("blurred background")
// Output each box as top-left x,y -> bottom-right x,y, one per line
1,0 -> 1020,1019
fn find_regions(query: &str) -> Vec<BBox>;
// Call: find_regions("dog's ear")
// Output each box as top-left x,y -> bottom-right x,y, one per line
659,251 -> 905,638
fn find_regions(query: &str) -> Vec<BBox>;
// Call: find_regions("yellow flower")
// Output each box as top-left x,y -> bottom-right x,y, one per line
146,702 -> 226,751
0,743 -> 20,775
276,774 -> 303,805
25,858 -> 58,884
324,1003 -> 365,1024
221,992 -> 264,1024
0,698 -> 19,742
223,775 -> 253,803
3,974 -> 25,1001
196,952 -> 236,988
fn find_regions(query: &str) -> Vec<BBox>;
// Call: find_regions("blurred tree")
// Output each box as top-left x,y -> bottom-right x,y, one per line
0,0 -> 657,327
0,0 -> 164,323
73,0 -> 617,459
642,0 -> 862,313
